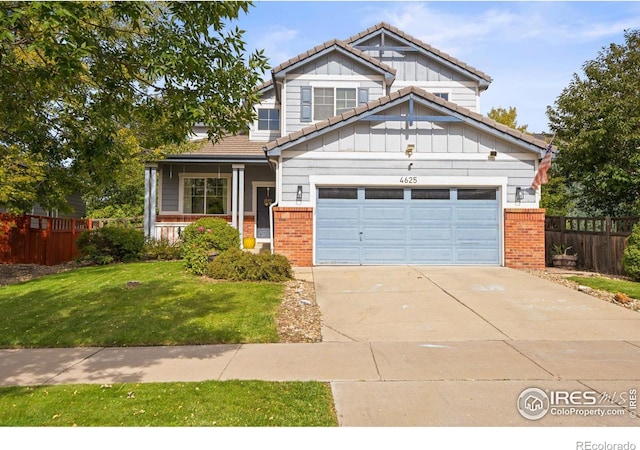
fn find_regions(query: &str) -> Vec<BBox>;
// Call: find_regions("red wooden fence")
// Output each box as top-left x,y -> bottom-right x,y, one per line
0,214 -> 92,266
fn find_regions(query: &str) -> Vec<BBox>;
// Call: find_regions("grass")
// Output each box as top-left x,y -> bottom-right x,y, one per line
0,261 -> 284,348
0,380 -> 338,426
568,276 -> 640,299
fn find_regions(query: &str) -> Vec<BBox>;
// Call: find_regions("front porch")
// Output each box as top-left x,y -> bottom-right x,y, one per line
143,136 -> 276,248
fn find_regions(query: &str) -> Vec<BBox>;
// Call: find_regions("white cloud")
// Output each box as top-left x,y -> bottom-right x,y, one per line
254,25 -> 300,67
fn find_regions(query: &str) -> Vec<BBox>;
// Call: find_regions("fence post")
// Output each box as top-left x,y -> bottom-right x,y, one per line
44,217 -> 52,265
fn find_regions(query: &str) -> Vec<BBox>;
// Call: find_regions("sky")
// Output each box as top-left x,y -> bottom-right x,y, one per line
234,1 -> 640,133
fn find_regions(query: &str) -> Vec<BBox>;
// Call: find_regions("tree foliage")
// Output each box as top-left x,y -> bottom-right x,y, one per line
0,1 -> 268,213
487,106 -> 528,133
547,29 -> 640,216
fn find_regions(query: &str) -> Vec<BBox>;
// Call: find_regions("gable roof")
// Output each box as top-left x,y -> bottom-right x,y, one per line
346,22 -> 492,88
270,38 -> 397,83
265,86 -> 549,155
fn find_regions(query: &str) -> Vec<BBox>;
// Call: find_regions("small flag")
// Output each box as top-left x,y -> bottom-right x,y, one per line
531,141 -> 554,190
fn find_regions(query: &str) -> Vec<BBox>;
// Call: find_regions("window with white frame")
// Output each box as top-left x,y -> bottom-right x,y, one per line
313,87 -> 357,120
434,92 -> 449,101
257,108 -> 279,130
182,177 -> 228,214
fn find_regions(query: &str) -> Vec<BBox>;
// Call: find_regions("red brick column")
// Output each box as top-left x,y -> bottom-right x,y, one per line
242,215 -> 255,239
504,208 -> 546,269
273,207 -> 313,267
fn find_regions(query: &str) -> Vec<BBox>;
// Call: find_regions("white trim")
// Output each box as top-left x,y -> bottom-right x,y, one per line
287,74 -> 385,83
177,172 -> 232,216
158,166 -> 163,216
281,150 -> 537,161
308,176 -> 507,266
252,181 -> 276,242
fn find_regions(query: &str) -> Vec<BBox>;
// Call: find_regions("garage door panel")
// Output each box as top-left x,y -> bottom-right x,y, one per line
317,206 -> 359,220
409,248 -> 454,263
316,248 -> 360,265
455,227 -> 499,242
456,207 -> 498,221
410,206 -> 454,221
362,247 -> 407,263
456,248 -> 500,264
363,227 -> 406,242
362,206 -> 406,220
410,227 -> 452,241
316,227 -> 360,241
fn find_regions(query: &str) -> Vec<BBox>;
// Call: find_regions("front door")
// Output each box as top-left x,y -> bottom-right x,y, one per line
256,186 -> 275,239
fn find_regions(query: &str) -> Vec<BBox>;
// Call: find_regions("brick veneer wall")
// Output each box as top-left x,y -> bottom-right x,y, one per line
504,208 -> 546,269
273,207 -> 313,267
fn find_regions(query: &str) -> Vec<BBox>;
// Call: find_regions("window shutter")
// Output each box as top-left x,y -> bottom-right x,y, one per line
358,88 -> 369,105
300,86 -> 312,122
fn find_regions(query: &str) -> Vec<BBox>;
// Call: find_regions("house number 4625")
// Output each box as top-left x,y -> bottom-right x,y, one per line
399,176 -> 417,184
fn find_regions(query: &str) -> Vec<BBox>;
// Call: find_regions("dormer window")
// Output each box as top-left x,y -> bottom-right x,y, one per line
257,108 -> 280,130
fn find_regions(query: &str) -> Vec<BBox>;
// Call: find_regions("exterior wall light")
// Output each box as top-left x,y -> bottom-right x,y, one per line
489,150 -> 497,160
515,186 -> 525,202
263,187 -> 273,207
296,185 -> 303,203
406,144 -> 415,156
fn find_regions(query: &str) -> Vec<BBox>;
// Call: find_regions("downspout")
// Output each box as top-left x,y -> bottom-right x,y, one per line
263,146 -> 279,255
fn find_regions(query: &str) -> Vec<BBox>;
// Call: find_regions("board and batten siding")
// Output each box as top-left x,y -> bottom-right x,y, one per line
280,156 -> 535,205
159,163 -> 273,213
277,104 -> 538,205
355,35 -> 480,111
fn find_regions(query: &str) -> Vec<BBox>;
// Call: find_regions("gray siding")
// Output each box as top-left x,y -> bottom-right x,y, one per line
278,105 -> 539,205
289,52 -> 382,77
159,163 -> 274,213
292,104 -> 524,154
281,156 -> 536,205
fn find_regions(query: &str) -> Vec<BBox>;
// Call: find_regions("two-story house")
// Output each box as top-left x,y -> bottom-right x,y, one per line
143,22 -> 547,268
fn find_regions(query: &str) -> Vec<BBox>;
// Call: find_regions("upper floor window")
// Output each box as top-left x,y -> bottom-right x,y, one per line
434,93 -> 449,101
313,87 -> 358,120
301,86 -> 368,122
257,108 -> 279,131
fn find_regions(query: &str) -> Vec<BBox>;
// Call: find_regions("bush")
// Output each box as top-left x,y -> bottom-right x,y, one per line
206,248 -> 292,282
181,218 -> 240,275
143,238 -> 182,261
76,227 -> 145,265
623,222 -> 640,280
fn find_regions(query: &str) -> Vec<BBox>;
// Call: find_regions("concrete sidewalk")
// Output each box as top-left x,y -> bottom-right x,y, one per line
1,266 -> 640,426
1,339 -> 639,426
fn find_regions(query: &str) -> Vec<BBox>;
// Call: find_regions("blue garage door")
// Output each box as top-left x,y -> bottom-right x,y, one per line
316,187 -> 500,265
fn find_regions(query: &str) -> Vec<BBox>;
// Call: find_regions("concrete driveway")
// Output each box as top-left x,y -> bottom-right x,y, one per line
313,266 -> 640,426
313,266 -> 640,342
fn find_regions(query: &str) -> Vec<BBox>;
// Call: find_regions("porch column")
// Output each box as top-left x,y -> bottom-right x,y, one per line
238,164 -> 245,248
143,163 -> 158,238
232,164 -> 245,248
231,165 -> 239,230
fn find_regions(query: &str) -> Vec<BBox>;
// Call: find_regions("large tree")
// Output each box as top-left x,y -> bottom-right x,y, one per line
487,106 -> 528,133
547,29 -> 640,216
0,1 -> 268,213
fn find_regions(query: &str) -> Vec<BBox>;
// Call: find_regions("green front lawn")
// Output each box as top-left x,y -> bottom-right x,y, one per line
0,380 -> 337,426
568,276 -> 640,300
0,261 -> 284,348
